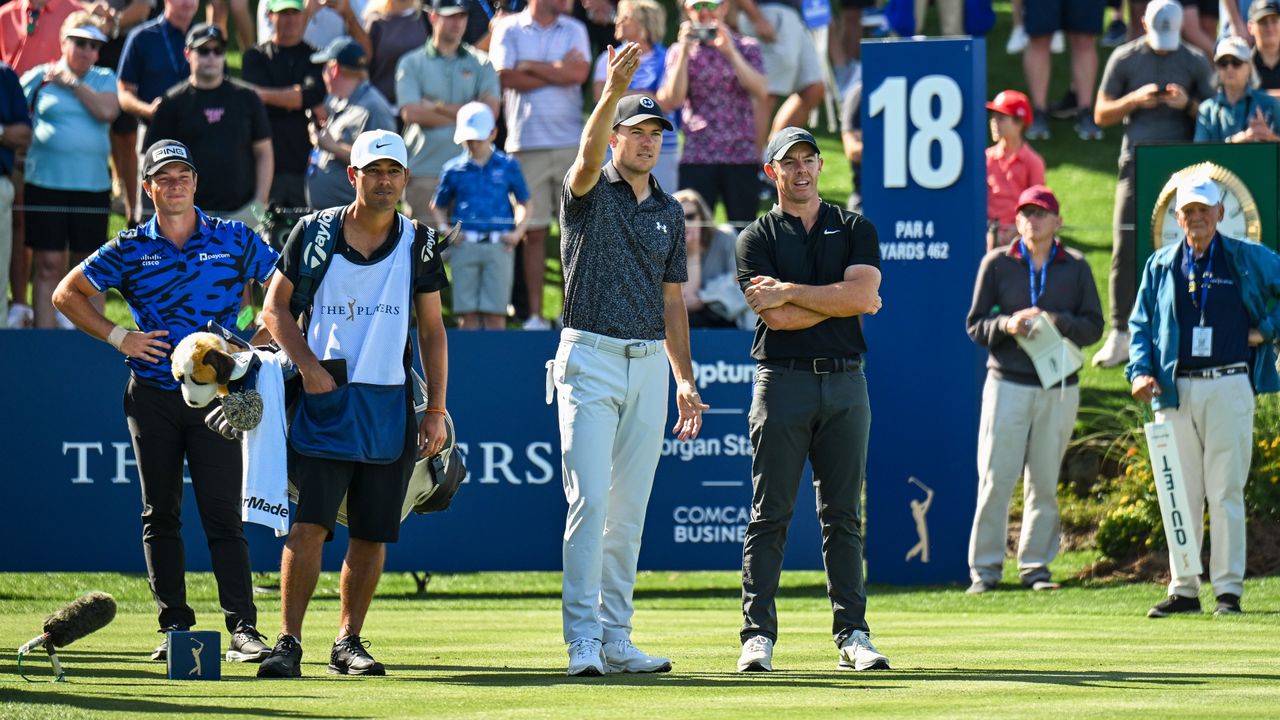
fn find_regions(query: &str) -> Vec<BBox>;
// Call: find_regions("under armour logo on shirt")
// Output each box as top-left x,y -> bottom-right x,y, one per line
656,221 -> 668,234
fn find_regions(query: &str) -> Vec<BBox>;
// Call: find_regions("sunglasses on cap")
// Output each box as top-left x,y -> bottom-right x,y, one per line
196,45 -> 226,57
1216,57 -> 1246,68
70,37 -> 104,51
690,2 -> 717,10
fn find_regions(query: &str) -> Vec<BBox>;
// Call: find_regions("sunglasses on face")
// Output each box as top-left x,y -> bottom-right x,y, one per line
195,45 -> 226,57
70,37 -> 103,51
1216,57 -> 1245,68
684,211 -> 698,220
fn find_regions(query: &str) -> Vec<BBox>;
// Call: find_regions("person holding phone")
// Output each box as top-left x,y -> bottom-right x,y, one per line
1091,0 -> 1213,369
1194,35 -> 1280,143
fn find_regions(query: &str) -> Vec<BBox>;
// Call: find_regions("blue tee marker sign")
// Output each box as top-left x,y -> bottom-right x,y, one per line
860,37 -> 986,584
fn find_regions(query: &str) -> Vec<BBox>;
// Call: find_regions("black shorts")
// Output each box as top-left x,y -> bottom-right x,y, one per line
840,0 -> 876,9
23,184 -> 110,252
1182,0 -> 1218,17
1025,0 -> 1107,35
290,408 -> 417,543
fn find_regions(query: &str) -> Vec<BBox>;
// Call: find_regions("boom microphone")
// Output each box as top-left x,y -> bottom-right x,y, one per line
18,592 -> 117,681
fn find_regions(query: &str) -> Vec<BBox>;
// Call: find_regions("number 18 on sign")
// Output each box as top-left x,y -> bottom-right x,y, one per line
860,38 -> 986,585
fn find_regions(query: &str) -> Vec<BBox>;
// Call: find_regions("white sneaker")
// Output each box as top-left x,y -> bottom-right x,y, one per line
737,635 -> 773,672
1051,30 -> 1065,54
603,639 -> 672,673
1091,328 -> 1130,367
837,630 -> 890,671
566,638 -> 605,677
1006,24 -> 1028,54
7,303 -> 32,328
522,315 -> 551,330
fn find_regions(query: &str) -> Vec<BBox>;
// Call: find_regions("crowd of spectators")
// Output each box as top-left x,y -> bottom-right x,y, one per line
3,0 -> 1280,333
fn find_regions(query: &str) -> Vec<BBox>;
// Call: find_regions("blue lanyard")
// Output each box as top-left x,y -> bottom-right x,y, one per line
1020,239 -> 1056,307
1182,236 -> 1216,321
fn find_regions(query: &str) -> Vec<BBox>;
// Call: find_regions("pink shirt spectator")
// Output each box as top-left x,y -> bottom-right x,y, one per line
986,143 -> 1045,225
0,0 -> 83,77
669,35 -> 763,166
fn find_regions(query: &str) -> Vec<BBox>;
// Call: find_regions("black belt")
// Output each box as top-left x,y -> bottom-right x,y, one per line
1176,364 -> 1249,379
761,357 -> 861,374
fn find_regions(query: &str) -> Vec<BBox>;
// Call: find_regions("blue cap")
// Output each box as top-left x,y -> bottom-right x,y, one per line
310,38 -> 368,71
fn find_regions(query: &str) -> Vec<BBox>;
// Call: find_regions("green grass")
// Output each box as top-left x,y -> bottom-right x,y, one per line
2,558 -> 1279,719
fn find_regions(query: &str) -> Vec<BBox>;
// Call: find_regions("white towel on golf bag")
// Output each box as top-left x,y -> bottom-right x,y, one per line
242,349 -> 289,537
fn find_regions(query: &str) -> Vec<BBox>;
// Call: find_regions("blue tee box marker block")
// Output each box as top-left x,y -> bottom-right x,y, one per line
166,630 -> 221,680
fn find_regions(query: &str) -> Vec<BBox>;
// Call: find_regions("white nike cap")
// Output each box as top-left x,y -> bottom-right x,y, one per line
350,130 -> 408,169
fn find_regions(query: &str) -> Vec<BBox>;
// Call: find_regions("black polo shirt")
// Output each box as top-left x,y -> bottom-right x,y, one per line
1255,49 -> 1280,91
736,201 -> 880,362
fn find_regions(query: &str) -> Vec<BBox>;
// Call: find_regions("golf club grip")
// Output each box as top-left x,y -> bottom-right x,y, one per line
17,633 -> 48,655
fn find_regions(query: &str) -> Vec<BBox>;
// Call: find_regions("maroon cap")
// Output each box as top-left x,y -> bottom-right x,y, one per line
1017,185 -> 1060,216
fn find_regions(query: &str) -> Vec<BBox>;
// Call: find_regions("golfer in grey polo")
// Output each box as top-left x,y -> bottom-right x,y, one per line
550,43 -> 707,677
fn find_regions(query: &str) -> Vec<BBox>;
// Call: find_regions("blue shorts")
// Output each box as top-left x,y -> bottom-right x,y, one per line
1025,0 -> 1107,36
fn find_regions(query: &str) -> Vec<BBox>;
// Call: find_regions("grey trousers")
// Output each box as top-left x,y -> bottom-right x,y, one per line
740,364 -> 871,648
1109,159 -> 1137,329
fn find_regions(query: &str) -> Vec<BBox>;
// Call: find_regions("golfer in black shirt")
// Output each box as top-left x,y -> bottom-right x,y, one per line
734,126 -> 888,673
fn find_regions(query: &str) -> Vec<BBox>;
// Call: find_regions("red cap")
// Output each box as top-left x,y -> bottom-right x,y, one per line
1017,185 -> 1060,216
986,90 -> 1033,124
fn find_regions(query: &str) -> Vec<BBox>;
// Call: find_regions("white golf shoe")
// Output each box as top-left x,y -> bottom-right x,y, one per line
1005,24 -> 1028,54
737,635 -> 773,672
1091,328 -> 1130,367
837,630 -> 890,671
566,638 -> 605,677
602,639 -> 671,673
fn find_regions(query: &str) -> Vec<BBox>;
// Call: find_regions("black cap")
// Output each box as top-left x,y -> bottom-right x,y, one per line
431,0 -> 468,15
611,95 -> 673,131
310,37 -> 368,70
763,126 -> 819,163
1251,0 -> 1280,21
142,140 -> 197,178
185,22 -> 225,49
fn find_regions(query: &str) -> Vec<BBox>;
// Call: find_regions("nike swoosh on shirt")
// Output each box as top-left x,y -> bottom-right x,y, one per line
823,229 -> 840,235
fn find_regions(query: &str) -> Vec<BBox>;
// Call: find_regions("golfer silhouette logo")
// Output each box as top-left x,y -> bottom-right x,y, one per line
904,477 -> 934,564
189,638 -> 204,677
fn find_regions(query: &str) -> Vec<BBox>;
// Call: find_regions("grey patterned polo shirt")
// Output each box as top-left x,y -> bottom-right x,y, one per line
559,162 -> 687,340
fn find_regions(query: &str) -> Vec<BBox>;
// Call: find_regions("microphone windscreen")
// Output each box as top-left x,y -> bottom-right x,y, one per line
43,592 -> 117,648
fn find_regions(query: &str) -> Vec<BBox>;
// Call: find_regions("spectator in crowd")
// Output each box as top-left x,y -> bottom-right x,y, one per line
0,0 -> 86,328
207,0 -> 255,50
0,62 -> 30,327
830,0 -> 873,89
396,0 -> 499,224
54,139 -> 276,665
733,0 -> 824,144
117,0 -> 201,226
0,0 -> 87,76
144,24 -> 273,225
914,0 -> 963,35
1196,35 -> 1280,141
576,0 -> 619,55
365,0 -> 428,104
306,38 -> 396,209
1127,174 -> 1280,618
242,0 -> 325,216
659,0 -> 766,227
22,13 -> 119,329
1179,0 -> 1221,56
674,187 -> 745,328
985,90 -> 1045,250
93,0 -> 153,234
1007,0 -> 1065,55
964,185 -> 1103,595
257,0 -> 371,56
1092,0 -> 1213,367
432,102 -> 530,330
490,0 -> 590,330
839,78 -> 861,212
1249,0 -> 1280,99
591,0 -> 678,192
1023,0 -> 1105,141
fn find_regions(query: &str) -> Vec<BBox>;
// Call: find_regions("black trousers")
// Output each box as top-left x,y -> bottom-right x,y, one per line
740,364 -> 871,647
678,163 -> 762,228
124,377 -> 256,634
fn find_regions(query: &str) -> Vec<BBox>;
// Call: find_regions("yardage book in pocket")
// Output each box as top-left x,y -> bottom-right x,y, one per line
1014,314 -> 1083,389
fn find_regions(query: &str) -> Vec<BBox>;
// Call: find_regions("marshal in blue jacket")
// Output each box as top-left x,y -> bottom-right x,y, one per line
1126,233 -> 1280,410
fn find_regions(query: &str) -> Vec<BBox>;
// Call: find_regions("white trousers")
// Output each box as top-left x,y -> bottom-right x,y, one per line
969,375 -> 1079,584
1158,374 -> 1253,599
553,328 -> 668,643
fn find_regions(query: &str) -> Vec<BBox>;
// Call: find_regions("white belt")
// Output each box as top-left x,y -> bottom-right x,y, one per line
463,230 -> 504,244
545,329 -> 664,405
